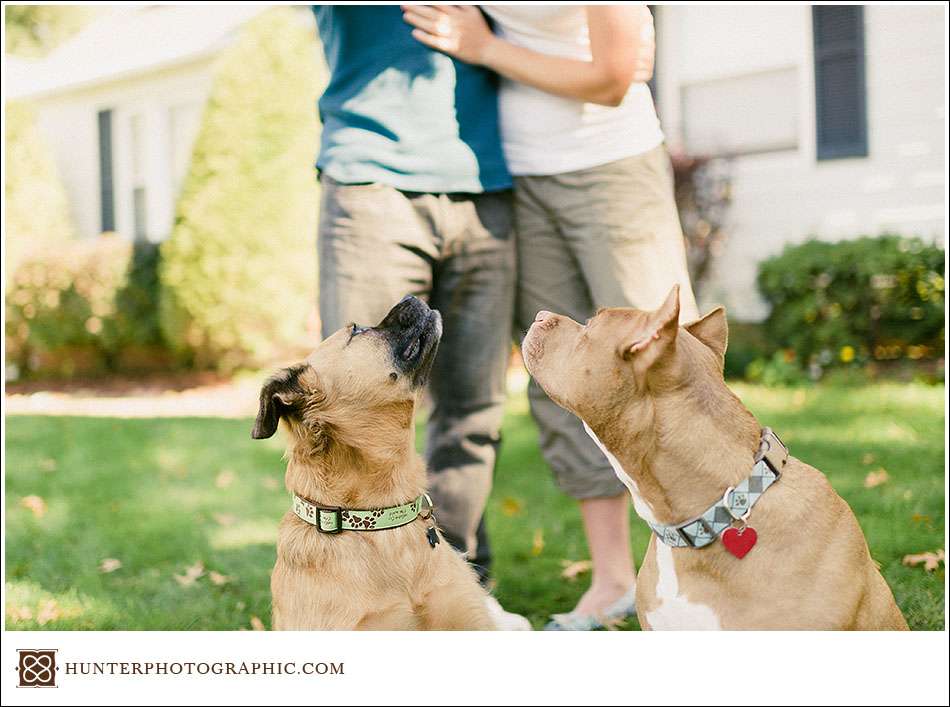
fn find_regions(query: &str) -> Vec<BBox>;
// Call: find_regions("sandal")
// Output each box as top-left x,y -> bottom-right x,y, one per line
543,587 -> 637,631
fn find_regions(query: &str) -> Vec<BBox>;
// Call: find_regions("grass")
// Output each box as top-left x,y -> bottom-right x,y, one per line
4,381 -> 945,630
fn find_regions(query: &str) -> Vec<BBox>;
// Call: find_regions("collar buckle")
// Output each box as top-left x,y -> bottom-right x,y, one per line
316,506 -> 343,534
758,427 -> 789,480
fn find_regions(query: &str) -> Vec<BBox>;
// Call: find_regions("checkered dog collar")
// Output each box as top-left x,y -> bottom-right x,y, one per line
292,493 -> 432,534
650,428 -> 789,549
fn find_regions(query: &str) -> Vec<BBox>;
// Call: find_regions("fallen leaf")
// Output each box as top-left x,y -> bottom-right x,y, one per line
215,469 -> 235,489
213,513 -> 237,526
38,458 -> 57,472
500,497 -> 523,517
250,615 -> 265,631
903,490 -> 913,501
99,558 -> 123,573
863,468 -> 889,488
560,559 -> 592,581
174,561 -> 205,587
36,600 -> 61,625
20,495 -> 47,518
861,453 -> 875,465
209,571 -> 232,586
902,549 -> 944,572
531,528 -> 544,556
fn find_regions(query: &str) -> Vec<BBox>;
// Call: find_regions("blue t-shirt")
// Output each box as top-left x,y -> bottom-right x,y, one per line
313,6 -> 510,193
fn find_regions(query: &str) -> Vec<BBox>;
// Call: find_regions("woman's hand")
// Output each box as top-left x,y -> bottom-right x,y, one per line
404,5 -> 655,107
402,5 -> 497,65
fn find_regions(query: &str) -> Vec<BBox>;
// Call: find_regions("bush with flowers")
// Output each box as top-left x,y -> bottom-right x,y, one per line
754,234 -> 944,382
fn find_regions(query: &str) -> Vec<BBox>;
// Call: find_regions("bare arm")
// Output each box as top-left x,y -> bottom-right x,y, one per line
402,5 -> 655,107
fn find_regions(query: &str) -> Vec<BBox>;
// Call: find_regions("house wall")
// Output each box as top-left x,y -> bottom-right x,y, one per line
31,58 -> 215,243
656,5 -> 947,320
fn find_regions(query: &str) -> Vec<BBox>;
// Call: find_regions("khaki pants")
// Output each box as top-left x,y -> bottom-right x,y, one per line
515,144 -> 699,499
318,177 -> 515,579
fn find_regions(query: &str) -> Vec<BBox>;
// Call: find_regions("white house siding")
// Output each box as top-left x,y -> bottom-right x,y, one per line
655,5 -> 947,320
31,58 -> 214,243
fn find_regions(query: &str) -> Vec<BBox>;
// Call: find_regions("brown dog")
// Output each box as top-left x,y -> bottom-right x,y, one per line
522,286 -> 907,630
252,296 -> 494,630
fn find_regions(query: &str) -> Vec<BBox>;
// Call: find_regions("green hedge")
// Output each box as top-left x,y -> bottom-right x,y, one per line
4,101 -> 75,279
159,8 -> 321,371
756,235 -> 945,376
5,237 -> 167,378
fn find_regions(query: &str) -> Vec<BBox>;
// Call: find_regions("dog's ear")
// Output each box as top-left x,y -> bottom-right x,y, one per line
620,284 -> 680,368
252,364 -> 310,439
684,306 -> 728,368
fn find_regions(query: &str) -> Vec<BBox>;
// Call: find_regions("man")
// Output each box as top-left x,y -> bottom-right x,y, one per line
311,5 -> 528,629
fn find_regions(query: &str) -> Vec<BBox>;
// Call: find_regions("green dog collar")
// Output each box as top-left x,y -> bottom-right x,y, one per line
292,493 -> 432,534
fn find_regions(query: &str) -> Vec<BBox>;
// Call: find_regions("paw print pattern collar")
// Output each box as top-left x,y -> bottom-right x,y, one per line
292,493 -> 432,534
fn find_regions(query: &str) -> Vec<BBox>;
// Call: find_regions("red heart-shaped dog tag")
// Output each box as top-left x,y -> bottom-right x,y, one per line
721,526 -> 757,559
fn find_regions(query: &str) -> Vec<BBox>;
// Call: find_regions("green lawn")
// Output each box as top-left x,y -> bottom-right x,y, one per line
5,382 -> 945,630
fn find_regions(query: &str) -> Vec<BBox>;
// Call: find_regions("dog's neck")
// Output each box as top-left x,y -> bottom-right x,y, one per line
284,427 -> 427,510
597,374 -> 761,525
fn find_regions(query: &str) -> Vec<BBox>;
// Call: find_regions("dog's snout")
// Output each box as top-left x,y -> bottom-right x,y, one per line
396,295 -> 419,325
379,295 -> 430,331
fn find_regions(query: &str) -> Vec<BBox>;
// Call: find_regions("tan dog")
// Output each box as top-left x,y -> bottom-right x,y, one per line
253,296 -> 494,630
522,286 -> 907,630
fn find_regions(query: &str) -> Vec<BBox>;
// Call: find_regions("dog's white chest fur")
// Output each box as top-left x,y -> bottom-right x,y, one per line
583,422 -> 658,524
648,543 -> 721,630
583,422 -> 722,630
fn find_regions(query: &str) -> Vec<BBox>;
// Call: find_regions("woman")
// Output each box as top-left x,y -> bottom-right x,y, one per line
404,4 -> 698,630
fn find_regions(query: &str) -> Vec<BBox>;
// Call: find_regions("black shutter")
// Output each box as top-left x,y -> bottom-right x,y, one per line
813,6 -> 868,160
97,109 -> 115,232
648,5 -> 658,104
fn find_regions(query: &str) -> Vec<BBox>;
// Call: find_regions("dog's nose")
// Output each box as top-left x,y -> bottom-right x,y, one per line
535,311 -> 553,323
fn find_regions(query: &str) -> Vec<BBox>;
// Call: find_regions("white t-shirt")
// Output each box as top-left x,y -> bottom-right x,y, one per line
483,5 -> 664,176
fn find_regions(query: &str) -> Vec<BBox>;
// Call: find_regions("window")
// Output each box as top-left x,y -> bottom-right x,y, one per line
130,113 -> 148,241
681,68 -> 799,156
813,6 -> 868,160
97,109 -> 115,232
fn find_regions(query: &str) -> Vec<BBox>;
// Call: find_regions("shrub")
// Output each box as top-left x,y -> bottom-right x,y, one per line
5,237 -> 166,378
756,235 -> 945,377
723,320 -> 769,380
159,8 -> 321,371
744,351 -> 811,387
4,101 -> 75,279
